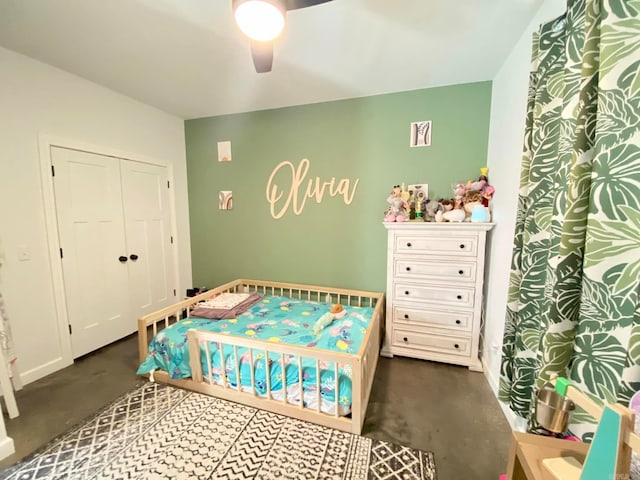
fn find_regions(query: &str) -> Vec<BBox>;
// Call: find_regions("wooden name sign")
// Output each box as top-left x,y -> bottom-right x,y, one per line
266,158 -> 359,219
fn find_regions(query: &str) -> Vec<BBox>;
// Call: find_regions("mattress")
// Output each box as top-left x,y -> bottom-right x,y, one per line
137,295 -> 374,413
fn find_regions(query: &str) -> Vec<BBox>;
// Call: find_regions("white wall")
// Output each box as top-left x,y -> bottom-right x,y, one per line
482,0 -> 566,414
0,46 -> 192,385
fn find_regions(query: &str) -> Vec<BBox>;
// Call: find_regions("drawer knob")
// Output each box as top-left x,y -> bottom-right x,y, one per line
455,319 -> 461,325
458,269 -> 464,275
456,294 -> 463,300
407,242 -> 412,247
405,291 -> 410,295
459,244 -> 465,249
406,266 -> 411,272
403,337 -> 408,342
404,314 -> 409,319
454,344 -> 460,349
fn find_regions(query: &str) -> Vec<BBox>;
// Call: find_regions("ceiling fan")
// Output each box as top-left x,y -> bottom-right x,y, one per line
232,0 -> 335,73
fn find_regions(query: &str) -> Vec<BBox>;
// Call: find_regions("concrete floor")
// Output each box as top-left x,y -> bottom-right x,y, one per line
0,335 -> 512,478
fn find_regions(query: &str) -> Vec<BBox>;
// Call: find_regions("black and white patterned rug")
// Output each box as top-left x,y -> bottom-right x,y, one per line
1,383 -> 436,480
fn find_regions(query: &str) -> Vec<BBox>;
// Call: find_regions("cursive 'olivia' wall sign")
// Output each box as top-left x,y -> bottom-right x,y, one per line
266,158 -> 359,220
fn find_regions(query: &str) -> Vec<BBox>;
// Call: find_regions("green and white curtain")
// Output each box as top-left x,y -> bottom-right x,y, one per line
499,0 -> 640,440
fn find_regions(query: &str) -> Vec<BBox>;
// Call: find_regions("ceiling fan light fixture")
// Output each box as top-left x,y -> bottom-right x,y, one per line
233,0 -> 286,42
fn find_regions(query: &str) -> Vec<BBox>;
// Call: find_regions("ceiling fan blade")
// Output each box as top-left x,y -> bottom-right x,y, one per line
285,0 -> 333,11
250,41 -> 274,73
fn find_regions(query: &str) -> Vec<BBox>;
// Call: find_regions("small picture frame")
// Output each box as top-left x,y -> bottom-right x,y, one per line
217,141 -> 232,162
218,191 -> 233,210
410,121 -> 432,147
407,184 -> 429,204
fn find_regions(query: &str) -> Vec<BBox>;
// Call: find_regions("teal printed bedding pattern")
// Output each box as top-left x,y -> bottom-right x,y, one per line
137,295 -> 374,409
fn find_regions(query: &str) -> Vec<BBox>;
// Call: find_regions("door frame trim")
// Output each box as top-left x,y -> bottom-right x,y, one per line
37,134 -> 179,375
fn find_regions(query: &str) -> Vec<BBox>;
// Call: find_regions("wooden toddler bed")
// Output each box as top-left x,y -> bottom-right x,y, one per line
137,279 -> 384,435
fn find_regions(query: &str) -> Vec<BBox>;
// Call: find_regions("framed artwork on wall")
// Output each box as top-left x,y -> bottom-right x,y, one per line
407,184 -> 429,204
217,141 -> 232,162
219,191 -> 233,210
410,121 -> 432,147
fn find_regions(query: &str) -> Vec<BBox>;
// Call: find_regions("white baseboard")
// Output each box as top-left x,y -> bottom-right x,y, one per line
20,356 -> 72,386
482,357 -> 527,432
0,436 -> 15,460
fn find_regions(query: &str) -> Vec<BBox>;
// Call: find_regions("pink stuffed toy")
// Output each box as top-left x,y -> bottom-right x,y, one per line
384,185 -> 409,222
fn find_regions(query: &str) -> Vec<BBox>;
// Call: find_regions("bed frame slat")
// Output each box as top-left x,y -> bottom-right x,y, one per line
281,353 -> 287,404
316,359 -> 321,413
219,345 -> 227,388
233,345 -> 240,392
298,356 -> 303,410
205,342 -> 213,385
334,362 -> 339,418
265,349 -> 271,399
249,349 -> 256,396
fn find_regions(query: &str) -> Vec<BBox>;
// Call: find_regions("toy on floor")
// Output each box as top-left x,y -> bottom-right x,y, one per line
312,304 -> 346,336
384,185 -> 409,222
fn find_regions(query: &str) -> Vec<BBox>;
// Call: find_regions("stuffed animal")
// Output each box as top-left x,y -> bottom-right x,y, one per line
312,312 -> 334,336
443,208 -> 466,222
440,198 -> 454,212
462,191 -> 483,221
423,200 -> 443,222
312,304 -> 346,336
384,185 -> 409,222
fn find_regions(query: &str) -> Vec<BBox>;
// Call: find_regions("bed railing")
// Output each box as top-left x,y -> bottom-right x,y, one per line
137,279 -> 384,434
187,330 -> 357,416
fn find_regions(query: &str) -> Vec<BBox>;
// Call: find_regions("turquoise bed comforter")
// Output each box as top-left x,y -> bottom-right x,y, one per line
137,295 -> 374,408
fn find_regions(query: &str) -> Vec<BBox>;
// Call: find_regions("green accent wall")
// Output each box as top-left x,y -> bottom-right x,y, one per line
185,81 -> 492,292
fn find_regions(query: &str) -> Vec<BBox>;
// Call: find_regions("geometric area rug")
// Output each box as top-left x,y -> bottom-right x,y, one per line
0,383 -> 437,480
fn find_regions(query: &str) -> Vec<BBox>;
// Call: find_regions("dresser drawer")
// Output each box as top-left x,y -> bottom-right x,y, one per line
394,257 -> 476,283
393,282 -> 475,308
394,306 -> 473,332
393,330 -> 471,356
394,234 -> 478,257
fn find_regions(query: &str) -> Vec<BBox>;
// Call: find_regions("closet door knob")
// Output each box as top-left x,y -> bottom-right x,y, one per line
456,294 -> 463,300
406,266 -> 411,272
458,269 -> 464,275
129,254 -> 139,261
118,256 -> 128,263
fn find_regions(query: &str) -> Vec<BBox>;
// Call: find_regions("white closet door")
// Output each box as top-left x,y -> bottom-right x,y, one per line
120,160 -> 175,317
51,147 -> 131,358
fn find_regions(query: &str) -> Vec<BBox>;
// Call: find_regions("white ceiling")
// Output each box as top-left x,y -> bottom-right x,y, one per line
0,0 -> 544,119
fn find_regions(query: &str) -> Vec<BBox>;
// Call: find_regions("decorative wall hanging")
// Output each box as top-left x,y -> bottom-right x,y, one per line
217,141 -> 232,162
266,158 -> 359,219
218,191 -> 233,210
410,121 -> 432,147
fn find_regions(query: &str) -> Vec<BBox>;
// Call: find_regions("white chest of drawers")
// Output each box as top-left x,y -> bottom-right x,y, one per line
381,222 -> 494,371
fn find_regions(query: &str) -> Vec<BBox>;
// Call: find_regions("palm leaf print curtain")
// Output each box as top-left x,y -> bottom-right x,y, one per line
499,0 -> 640,439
